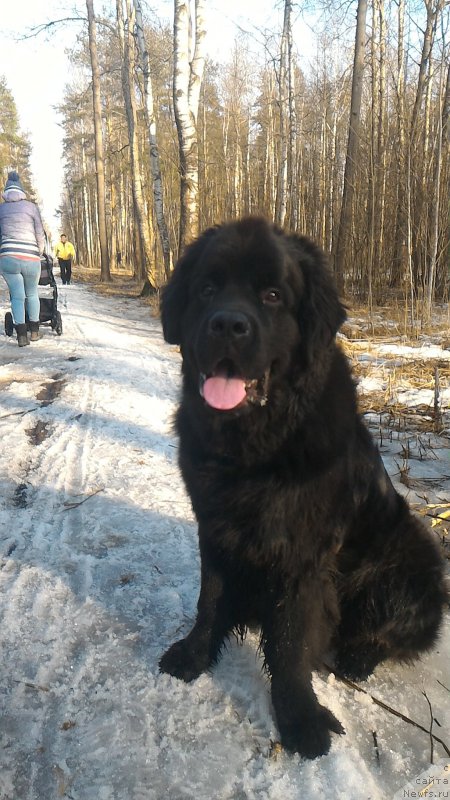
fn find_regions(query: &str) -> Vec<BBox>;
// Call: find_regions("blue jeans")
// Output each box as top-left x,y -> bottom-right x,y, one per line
0,256 -> 40,324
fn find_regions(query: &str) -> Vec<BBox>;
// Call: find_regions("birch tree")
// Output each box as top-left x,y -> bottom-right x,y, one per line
86,0 -> 111,281
116,0 -> 155,287
173,0 -> 207,252
134,0 -> 173,279
424,67 -> 443,318
424,27 -> 449,318
406,0 -> 445,316
333,0 -> 368,290
392,0 -> 407,288
0,78 -> 33,183
275,0 -> 291,227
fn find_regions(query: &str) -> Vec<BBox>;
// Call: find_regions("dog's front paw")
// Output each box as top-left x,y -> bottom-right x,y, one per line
278,704 -> 345,759
159,638 -> 209,683
334,643 -> 383,682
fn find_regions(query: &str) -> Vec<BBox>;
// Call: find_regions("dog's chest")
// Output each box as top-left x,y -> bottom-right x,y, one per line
185,454 -> 340,559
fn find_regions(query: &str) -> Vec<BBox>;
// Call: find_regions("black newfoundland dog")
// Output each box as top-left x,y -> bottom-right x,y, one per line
159,216 -> 447,759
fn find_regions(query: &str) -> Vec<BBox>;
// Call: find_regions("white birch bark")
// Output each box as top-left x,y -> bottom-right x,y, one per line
173,0 -> 207,251
134,0 -> 173,278
116,0 -> 155,286
86,0 -> 111,281
275,0 -> 290,227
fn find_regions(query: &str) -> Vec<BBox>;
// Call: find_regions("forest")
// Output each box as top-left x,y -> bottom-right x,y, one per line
1,6 -> 449,795
1,0 -> 449,319
0,78 -> 34,197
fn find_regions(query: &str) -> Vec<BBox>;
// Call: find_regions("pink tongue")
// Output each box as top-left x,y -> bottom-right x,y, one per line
203,376 -> 246,410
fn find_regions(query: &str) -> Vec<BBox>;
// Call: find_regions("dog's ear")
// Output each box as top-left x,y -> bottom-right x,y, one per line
288,234 -> 346,360
160,226 -> 220,344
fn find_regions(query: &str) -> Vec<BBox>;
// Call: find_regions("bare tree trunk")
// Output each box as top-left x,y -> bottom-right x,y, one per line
80,125 -> 93,268
392,0 -> 407,288
116,0 -> 156,288
286,0 -> 297,229
173,0 -> 207,252
134,0 -> 173,279
243,111 -> 251,214
333,0 -> 368,291
86,0 -> 111,281
424,57 -> 446,319
406,0 -> 445,319
374,0 -> 387,290
367,0 -> 378,308
275,0 -> 292,227
442,61 -> 450,298
265,74 -> 276,215
327,106 -> 338,253
444,59 -> 450,140
366,0 -> 386,304
411,1 -> 445,138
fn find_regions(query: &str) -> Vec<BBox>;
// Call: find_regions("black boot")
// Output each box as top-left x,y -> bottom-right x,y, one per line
29,321 -> 40,341
16,323 -> 29,347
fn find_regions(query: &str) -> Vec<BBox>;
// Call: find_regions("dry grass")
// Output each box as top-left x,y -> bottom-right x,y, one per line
343,299 -> 450,341
72,267 -> 160,315
343,342 -> 450,426
73,267 -> 143,297
340,301 -> 450,434
340,307 -> 450,553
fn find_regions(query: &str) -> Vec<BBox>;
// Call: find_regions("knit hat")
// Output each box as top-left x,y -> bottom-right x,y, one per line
3,171 -> 26,199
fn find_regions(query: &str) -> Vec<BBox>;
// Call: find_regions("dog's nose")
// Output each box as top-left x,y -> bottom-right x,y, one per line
208,310 -> 251,339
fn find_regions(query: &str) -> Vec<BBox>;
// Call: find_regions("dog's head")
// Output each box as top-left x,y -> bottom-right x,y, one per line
161,217 -> 346,413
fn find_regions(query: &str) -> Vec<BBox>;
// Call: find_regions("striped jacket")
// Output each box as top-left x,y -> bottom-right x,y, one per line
0,198 -> 45,260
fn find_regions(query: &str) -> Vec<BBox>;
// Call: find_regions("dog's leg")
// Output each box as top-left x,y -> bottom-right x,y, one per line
335,514 -> 447,681
262,577 -> 344,759
159,534 -> 233,682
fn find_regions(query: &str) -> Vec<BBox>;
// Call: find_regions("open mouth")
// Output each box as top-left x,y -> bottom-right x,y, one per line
199,359 -> 270,411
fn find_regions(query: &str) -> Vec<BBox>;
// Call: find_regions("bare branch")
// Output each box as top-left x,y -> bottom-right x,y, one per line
19,17 -> 86,40
422,690 -> 435,764
324,663 -> 450,758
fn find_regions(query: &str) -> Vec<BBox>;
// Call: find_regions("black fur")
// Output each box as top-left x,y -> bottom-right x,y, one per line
159,216 -> 447,759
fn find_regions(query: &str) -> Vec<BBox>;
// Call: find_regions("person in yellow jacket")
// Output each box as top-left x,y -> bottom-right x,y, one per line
54,233 -> 75,285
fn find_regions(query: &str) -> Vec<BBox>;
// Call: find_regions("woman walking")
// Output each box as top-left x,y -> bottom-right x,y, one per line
0,171 -> 45,346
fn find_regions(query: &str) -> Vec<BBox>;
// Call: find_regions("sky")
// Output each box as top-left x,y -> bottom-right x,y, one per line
0,0 -> 297,239
0,2 -> 84,236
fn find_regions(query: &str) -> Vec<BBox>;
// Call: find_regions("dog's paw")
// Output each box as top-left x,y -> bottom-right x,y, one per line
334,644 -> 382,682
278,705 -> 345,759
159,639 -> 208,683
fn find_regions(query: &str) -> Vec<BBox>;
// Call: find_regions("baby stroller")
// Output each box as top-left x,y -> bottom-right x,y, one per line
4,246 -> 63,338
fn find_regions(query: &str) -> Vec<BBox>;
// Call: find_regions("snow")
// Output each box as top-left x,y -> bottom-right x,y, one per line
0,281 -> 449,800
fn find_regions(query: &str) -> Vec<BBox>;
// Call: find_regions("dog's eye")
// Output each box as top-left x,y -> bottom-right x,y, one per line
200,283 -> 215,298
261,288 -> 282,305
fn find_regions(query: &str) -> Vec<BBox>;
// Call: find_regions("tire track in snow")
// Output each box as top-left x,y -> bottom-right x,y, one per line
0,286 -> 154,797
0,283 -> 196,799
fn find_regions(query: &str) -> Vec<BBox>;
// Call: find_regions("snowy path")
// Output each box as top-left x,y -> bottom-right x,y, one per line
0,282 -> 448,800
